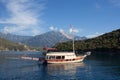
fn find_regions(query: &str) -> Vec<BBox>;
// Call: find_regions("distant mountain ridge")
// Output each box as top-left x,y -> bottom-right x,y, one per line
0,32 -> 32,43
0,31 -> 86,47
22,31 -> 87,47
22,31 -> 68,47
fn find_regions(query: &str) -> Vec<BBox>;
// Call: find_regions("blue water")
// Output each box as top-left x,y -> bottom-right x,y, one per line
0,51 -> 120,80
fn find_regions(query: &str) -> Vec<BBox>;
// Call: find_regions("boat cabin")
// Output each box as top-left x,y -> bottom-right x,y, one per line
45,52 -> 77,60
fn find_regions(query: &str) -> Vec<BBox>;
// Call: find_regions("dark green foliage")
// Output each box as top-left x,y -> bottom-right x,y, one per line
54,29 -> 120,52
0,38 -> 26,51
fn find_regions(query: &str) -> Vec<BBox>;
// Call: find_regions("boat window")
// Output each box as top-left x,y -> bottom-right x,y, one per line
62,56 -> 65,59
56,56 -> 61,59
46,56 -> 49,59
49,56 -> 55,59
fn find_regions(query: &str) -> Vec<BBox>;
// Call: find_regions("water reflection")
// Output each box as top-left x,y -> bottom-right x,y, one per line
83,59 -> 120,80
19,64 -> 40,73
45,62 -> 85,76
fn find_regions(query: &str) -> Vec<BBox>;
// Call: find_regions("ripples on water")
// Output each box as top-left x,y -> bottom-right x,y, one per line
0,51 -> 120,80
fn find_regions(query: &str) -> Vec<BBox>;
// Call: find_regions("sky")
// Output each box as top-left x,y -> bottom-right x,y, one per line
0,0 -> 120,38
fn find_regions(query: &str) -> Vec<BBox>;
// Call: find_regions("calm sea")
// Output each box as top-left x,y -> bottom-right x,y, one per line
0,51 -> 120,80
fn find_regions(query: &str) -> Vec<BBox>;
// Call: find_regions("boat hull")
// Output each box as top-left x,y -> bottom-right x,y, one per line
47,59 -> 83,64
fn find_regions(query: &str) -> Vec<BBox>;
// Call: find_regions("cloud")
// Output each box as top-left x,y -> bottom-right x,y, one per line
49,26 -> 58,31
2,26 -> 41,36
49,25 -> 75,39
86,32 -> 103,38
73,29 -> 79,33
69,28 -> 79,33
59,29 -> 73,39
109,0 -> 120,7
0,0 -> 46,36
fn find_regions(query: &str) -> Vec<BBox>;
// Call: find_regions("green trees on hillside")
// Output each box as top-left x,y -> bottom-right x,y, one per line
54,29 -> 120,52
0,38 -> 27,51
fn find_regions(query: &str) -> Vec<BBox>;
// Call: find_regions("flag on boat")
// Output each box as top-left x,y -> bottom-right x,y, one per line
69,24 -> 79,33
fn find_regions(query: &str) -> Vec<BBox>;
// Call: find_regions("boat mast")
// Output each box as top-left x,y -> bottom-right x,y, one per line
72,31 -> 75,53
70,24 -> 75,53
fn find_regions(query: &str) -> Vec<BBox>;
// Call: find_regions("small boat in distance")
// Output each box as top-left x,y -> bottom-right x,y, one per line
38,26 -> 91,64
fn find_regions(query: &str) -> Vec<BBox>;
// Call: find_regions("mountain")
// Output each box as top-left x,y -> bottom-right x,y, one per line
22,31 -> 86,47
22,31 -> 69,47
0,31 -> 86,48
74,36 -> 86,40
54,29 -> 120,53
0,32 -> 32,43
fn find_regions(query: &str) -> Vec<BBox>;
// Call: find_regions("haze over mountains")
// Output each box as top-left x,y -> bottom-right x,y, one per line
0,31 -> 86,47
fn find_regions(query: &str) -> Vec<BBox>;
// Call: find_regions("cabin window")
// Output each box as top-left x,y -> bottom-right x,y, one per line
62,56 -> 65,59
49,56 -> 55,59
56,56 -> 61,59
46,56 -> 49,59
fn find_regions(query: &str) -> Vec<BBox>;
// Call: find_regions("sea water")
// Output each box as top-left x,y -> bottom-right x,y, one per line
0,51 -> 120,80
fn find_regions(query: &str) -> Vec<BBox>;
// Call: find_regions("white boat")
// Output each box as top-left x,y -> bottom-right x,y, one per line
43,51 -> 91,64
38,47 -> 91,64
39,26 -> 91,64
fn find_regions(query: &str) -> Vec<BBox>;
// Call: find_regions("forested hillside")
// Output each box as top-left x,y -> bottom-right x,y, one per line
54,29 -> 120,53
0,38 -> 27,51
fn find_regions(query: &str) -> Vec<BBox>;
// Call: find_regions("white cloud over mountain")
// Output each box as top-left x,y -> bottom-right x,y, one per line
49,26 -> 58,31
86,32 -> 103,38
59,29 -> 73,39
